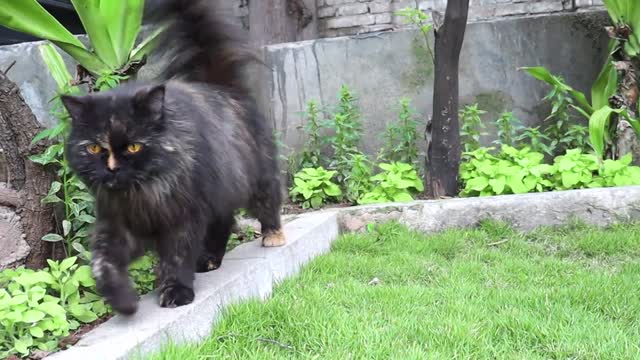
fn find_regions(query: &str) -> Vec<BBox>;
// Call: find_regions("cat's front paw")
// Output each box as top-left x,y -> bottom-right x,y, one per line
107,288 -> 139,315
159,284 -> 195,308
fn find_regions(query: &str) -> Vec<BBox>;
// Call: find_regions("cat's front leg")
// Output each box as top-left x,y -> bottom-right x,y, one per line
91,224 -> 139,315
156,226 -> 198,308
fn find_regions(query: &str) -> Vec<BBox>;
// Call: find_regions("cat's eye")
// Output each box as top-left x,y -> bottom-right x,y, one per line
127,143 -> 143,153
86,144 -> 102,154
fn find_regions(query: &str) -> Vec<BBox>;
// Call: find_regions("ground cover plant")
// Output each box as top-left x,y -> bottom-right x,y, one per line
148,220 -> 640,359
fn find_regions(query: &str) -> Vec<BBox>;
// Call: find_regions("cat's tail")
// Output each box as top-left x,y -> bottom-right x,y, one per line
145,0 -> 256,91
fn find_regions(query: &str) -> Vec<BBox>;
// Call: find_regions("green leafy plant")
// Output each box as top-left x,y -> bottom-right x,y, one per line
296,100 -> 326,170
516,126 -> 555,156
326,85 -> 364,186
343,153 -> 374,204
0,257 -> 107,358
561,124 -> 590,152
460,146 -> 553,197
358,162 -> 424,205
29,45 -> 96,259
591,153 -> 640,187
460,104 -> 487,152
395,7 -> 434,63
493,111 -> 522,147
379,97 -> 421,168
0,0 -> 162,88
289,167 -> 343,209
549,149 -> 600,190
129,255 -> 158,295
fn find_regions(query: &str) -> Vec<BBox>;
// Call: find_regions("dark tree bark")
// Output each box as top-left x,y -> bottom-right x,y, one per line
426,0 -> 469,198
249,0 -> 316,47
0,71 -> 56,268
606,24 -> 640,163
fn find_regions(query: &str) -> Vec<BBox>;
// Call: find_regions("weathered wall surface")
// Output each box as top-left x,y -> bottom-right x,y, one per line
258,10 -> 609,156
317,0 -> 604,37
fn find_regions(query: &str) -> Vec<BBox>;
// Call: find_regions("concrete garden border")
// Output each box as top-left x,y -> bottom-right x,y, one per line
48,186 -> 640,359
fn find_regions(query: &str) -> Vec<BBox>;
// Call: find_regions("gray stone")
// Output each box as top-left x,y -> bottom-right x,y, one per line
0,198 -> 30,269
336,3 -> 369,16
47,211 -> 339,360
339,186 -> 640,233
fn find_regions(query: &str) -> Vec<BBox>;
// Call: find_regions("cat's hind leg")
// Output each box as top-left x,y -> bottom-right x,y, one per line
250,176 -> 286,247
195,215 -> 235,272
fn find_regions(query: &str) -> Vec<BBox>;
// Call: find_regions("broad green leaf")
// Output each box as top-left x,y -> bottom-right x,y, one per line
39,43 -> 74,91
562,172 -> 580,188
466,177 -> 489,191
22,309 -> 46,323
309,196 -> 323,209
14,337 -> 31,355
520,66 -> 592,115
589,106 -> 629,159
60,256 -> 78,272
38,302 -> 66,317
77,214 -> 96,224
506,176 -> 527,194
69,304 -> 98,323
71,266 -> 94,287
131,24 -> 166,62
489,177 -> 506,194
42,233 -> 64,242
30,326 -> 45,338
71,0 -> 118,68
100,0 -> 144,65
392,192 -> 414,202
591,41 -> 618,110
324,183 -> 342,197
0,0 -> 109,74
63,220 -> 72,237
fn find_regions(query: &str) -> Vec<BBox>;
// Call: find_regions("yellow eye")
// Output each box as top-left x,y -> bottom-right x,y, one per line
127,143 -> 143,153
86,144 -> 102,154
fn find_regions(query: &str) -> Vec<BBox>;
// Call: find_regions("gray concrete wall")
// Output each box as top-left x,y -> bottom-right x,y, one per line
258,10 -> 610,156
0,10 -> 610,157
319,0 -> 604,38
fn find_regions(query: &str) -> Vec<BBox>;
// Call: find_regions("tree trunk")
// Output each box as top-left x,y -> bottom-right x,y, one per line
426,0 -> 470,198
249,0 -> 316,47
0,71 -> 55,269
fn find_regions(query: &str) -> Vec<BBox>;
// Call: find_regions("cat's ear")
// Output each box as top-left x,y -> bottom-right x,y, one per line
133,84 -> 165,123
60,95 -> 88,123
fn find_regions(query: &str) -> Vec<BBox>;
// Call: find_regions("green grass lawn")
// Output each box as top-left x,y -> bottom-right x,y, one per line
149,220 -> 640,359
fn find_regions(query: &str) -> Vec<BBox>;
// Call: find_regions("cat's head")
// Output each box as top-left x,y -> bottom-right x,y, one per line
62,83 -> 179,191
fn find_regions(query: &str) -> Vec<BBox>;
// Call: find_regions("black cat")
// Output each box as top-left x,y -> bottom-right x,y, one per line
61,0 -> 286,315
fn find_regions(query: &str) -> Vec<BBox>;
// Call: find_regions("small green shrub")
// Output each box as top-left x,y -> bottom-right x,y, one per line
297,100 -> 325,170
358,162 -> 424,204
326,85 -> 363,185
379,97 -> 421,168
493,111 -> 522,147
460,146 -> 552,197
129,255 -> 158,295
0,257 -> 108,358
343,153 -> 374,204
460,104 -> 487,152
591,154 -> 640,188
549,148 -> 600,190
516,126 -> 554,156
290,167 -> 343,209
461,146 -> 640,197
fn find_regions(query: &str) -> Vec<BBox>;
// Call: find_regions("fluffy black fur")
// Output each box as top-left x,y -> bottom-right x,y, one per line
61,0 -> 285,315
